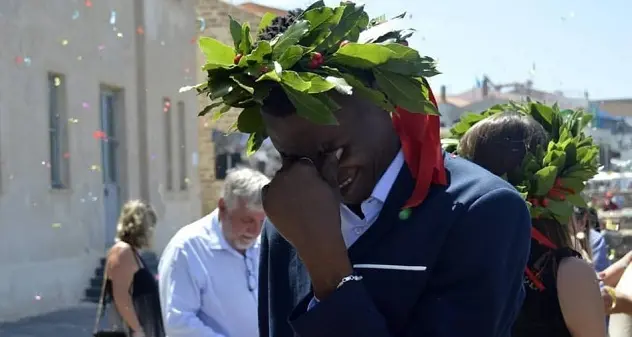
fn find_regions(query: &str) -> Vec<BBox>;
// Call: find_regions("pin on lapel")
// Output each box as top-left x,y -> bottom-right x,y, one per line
399,208 -> 411,220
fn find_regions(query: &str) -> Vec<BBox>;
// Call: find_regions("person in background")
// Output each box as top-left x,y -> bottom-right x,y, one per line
457,109 -> 605,337
571,207 -> 610,273
588,208 -> 603,232
600,251 -> 632,337
158,167 -> 270,337
603,191 -> 620,211
105,200 -> 164,337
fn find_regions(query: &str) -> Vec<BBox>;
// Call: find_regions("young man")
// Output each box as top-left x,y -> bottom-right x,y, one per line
194,3 -> 531,336
158,167 -> 269,337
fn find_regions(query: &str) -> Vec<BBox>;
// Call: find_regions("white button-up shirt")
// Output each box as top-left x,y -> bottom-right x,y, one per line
340,150 -> 404,247
158,209 -> 259,337
309,150 -> 404,309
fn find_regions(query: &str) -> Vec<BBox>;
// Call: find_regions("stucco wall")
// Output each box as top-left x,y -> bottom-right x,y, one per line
0,0 -> 199,320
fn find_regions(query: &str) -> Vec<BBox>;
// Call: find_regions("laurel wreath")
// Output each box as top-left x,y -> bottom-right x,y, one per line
186,1 -> 440,154
443,101 -> 600,224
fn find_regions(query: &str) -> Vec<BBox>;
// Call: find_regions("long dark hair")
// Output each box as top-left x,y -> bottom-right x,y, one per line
458,111 -> 573,250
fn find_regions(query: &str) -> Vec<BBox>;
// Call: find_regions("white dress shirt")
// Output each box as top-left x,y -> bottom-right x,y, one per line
309,150 -> 404,309
340,150 -> 404,247
158,209 -> 259,337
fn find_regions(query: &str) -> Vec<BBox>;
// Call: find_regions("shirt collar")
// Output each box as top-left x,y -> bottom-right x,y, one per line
206,208 -> 230,250
368,149 -> 404,203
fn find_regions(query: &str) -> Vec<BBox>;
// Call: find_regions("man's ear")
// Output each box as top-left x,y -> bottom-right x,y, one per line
218,198 -> 226,215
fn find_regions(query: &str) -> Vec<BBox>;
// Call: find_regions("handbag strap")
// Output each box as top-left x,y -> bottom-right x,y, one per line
93,262 -> 109,334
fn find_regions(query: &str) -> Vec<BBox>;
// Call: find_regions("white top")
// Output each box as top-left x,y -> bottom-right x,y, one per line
339,150 -> 404,247
158,209 -> 259,337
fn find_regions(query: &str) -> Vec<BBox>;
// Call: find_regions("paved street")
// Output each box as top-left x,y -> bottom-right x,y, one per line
0,303 -> 97,337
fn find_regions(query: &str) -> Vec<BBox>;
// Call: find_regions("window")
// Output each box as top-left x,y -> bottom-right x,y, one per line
177,101 -> 187,190
48,73 -> 69,189
163,98 -> 173,191
214,152 -> 243,180
211,129 -> 244,180
99,88 -> 120,185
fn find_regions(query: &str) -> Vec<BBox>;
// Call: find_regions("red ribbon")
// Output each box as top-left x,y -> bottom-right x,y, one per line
392,86 -> 447,209
525,227 -> 558,291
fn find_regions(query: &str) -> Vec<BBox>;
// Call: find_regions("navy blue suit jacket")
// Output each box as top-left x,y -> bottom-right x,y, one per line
258,154 -> 531,337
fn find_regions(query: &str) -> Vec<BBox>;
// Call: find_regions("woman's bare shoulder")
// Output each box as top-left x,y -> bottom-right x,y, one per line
107,242 -> 136,269
557,257 -> 598,286
557,256 -> 607,337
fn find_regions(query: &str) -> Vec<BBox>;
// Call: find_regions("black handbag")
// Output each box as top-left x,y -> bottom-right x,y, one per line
93,267 -> 127,337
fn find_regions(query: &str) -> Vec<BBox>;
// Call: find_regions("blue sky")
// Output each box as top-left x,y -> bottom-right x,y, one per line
235,0 -> 631,100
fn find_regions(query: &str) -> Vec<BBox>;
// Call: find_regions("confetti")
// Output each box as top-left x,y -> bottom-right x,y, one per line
77,55 -> 83,61
54,77 -> 61,87
63,152 -> 71,159
85,0 -> 92,7
68,118 -> 79,123
197,17 -> 206,32
398,208 -> 411,220
72,10 -> 80,20
34,295 -> 42,301
109,11 -> 117,25
90,165 -> 101,172
160,41 -> 165,46
82,102 -> 90,109
117,32 -> 123,38
98,45 -> 105,51
23,57 -> 31,66
14,56 -> 23,64
137,26 -> 145,35
93,130 -> 107,140
52,223 -> 62,228
61,39 -> 69,46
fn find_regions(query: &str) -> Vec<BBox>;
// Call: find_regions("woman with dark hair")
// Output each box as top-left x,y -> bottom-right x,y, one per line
455,107 -> 606,337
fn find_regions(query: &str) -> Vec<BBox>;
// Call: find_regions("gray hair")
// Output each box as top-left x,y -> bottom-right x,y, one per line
221,167 -> 270,211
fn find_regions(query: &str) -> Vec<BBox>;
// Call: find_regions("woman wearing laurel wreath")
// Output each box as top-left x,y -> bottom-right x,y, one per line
191,2 -> 532,336
446,104 -> 606,337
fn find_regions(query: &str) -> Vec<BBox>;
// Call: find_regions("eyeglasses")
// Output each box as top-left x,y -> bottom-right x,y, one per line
245,255 -> 257,293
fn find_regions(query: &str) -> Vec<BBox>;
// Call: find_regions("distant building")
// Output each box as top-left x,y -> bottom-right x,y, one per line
437,80 -> 589,128
0,0 -> 199,320
587,100 -> 632,165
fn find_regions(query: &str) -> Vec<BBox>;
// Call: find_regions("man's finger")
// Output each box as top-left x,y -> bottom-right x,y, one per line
320,148 -> 342,189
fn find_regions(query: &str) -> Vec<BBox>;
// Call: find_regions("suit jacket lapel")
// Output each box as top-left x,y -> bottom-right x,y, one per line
348,163 -> 415,263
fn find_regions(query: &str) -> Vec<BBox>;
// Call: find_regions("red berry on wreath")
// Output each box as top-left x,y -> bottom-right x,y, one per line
234,53 -> 243,64
541,198 -> 549,207
309,52 -> 324,68
260,66 -> 269,73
